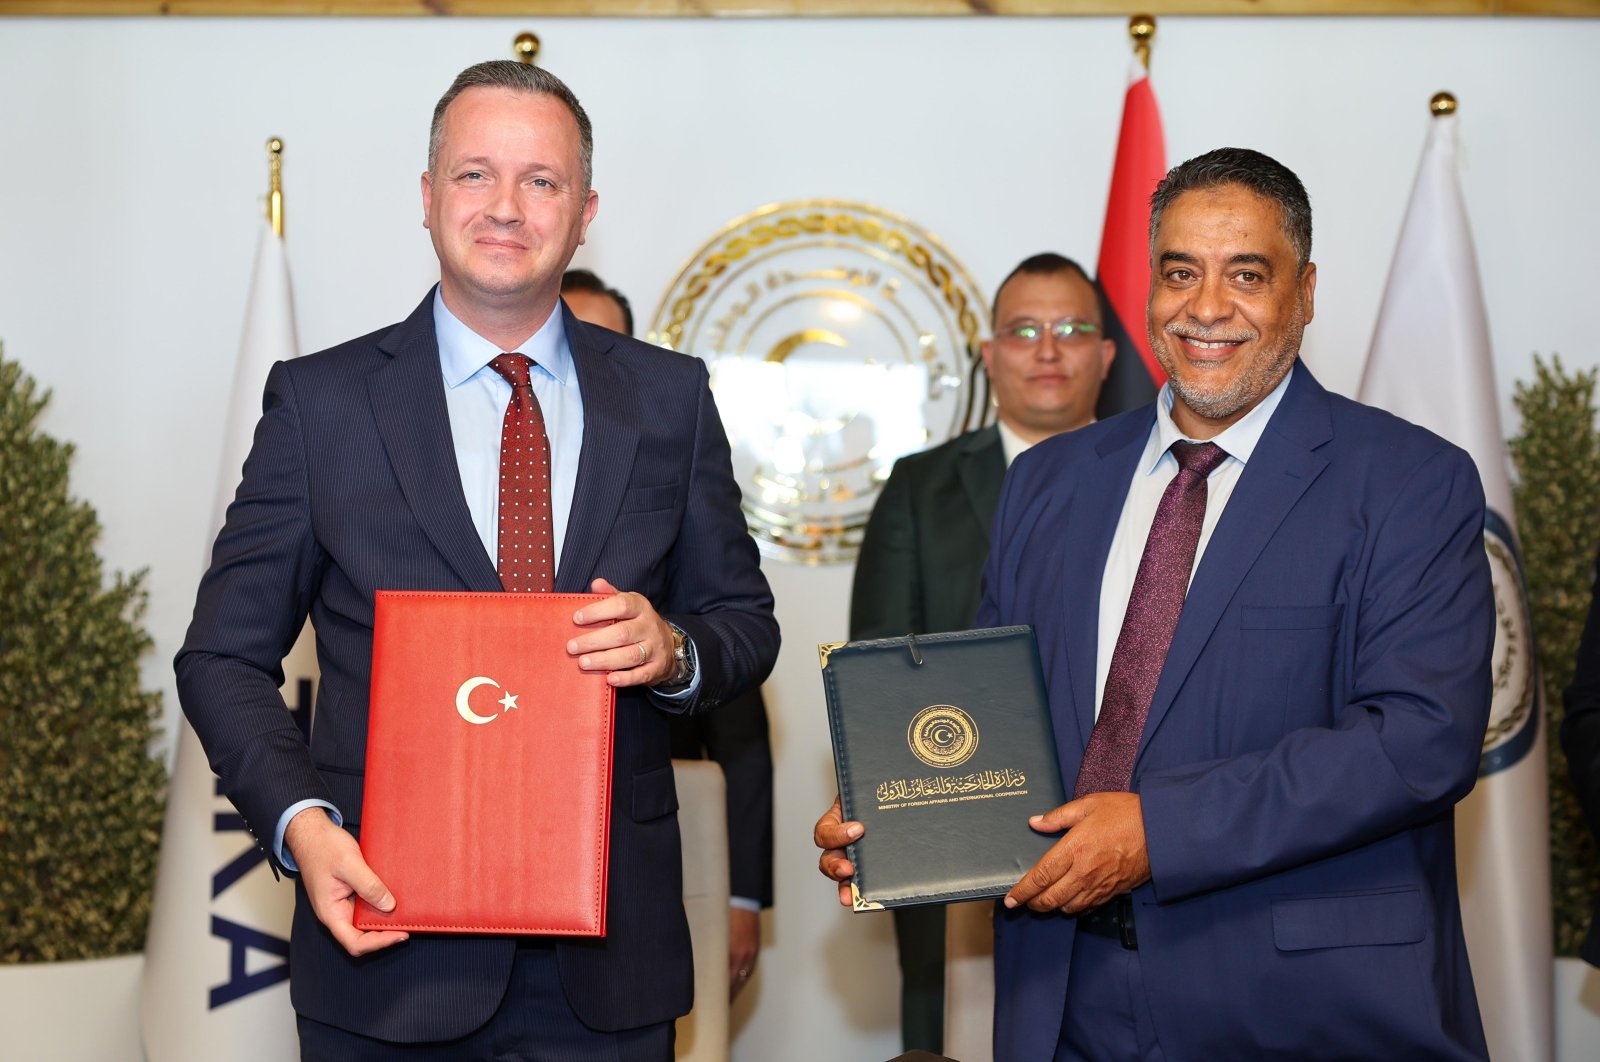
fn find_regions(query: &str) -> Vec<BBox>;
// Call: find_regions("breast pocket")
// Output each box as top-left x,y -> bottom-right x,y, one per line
1239,603 -> 1343,728
619,482 -> 679,515
1240,604 -> 1343,631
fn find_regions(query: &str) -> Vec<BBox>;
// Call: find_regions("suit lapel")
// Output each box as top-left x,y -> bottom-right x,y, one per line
955,426 -> 1004,542
556,308 -> 641,593
1061,413 -> 1153,750
1136,366 -> 1333,761
368,292 -> 502,592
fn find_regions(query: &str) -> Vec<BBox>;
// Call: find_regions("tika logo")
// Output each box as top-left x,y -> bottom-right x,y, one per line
455,676 -> 522,725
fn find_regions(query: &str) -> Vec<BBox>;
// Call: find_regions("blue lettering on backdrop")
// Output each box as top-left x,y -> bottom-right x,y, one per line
209,916 -> 291,1008
207,675 -> 314,1009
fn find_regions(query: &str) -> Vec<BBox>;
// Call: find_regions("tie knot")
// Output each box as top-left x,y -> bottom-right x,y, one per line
490,352 -> 533,390
1170,440 -> 1227,478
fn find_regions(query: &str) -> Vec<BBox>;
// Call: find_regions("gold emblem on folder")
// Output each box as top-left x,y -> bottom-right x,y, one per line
906,703 -> 979,769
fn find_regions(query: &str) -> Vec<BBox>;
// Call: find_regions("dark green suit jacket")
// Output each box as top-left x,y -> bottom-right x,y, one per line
850,425 -> 1005,641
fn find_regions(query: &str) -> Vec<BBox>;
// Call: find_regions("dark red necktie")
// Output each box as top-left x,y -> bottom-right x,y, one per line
489,353 -> 554,593
1074,440 -> 1229,797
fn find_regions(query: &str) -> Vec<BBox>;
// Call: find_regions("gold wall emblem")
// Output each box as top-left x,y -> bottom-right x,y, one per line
906,704 -> 980,770
648,200 -> 989,564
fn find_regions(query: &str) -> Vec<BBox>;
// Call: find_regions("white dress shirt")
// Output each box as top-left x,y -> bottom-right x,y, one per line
1092,368 -> 1295,718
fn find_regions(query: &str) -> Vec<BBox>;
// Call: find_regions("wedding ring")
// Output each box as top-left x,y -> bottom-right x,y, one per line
636,641 -> 649,664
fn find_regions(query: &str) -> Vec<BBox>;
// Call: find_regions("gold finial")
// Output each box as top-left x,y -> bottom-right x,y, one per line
1130,14 -> 1156,72
514,32 -> 540,65
266,137 -> 284,238
1430,91 -> 1457,117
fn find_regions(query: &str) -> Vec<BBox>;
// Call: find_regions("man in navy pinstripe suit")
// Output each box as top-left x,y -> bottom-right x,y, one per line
177,60 -> 778,1061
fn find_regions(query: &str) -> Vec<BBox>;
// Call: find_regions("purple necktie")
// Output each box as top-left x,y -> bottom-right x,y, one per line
489,353 -> 555,593
1074,440 -> 1229,797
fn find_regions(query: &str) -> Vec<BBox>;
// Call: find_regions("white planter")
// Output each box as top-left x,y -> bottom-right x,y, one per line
0,953 -> 143,1061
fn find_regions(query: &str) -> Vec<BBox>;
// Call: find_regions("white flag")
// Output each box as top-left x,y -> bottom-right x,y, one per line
1358,106 -> 1552,1061
141,219 -> 315,1061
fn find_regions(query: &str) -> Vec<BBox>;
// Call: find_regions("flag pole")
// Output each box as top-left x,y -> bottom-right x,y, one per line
514,31 -> 541,65
1431,90 -> 1457,117
1130,14 -> 1155,71
266,137 -> 284,238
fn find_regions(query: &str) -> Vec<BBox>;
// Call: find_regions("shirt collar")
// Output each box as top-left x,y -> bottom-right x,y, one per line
997,417 -> 1096,467
433,287 -> 573,389
996,419 -> 1031,467
1144,364 -> 1296,475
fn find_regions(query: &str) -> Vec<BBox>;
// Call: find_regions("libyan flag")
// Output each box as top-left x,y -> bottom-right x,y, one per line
1094,57 -> 1166,419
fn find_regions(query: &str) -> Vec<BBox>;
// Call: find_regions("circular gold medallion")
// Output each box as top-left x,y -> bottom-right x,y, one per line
649,200 -> 988,564
906,704 -> 980,770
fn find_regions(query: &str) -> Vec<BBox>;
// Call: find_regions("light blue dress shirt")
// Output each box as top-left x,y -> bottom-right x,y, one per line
434,288 -> 584,567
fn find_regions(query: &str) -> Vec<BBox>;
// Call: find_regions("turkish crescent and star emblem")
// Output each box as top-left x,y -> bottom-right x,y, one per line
454,675 -> 522,725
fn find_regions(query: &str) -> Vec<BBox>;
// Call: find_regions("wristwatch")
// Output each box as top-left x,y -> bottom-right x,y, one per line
661,623 -> 695,691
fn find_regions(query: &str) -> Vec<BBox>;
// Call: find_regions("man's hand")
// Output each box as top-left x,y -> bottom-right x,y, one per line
569,578 -> 678,688
283,807 -> 409,957
1004,792 -> 1151,914
813,795 -> 863,908
729,907 -> 761,1000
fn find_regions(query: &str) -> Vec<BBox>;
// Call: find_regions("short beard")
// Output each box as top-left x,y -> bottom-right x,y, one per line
1149,311 -> 1304,423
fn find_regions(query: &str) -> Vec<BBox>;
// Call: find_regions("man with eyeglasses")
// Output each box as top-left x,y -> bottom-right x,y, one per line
847,252 -> 1113,1054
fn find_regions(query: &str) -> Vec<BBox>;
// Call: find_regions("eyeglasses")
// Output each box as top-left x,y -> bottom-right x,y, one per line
997,318 -> 1101,345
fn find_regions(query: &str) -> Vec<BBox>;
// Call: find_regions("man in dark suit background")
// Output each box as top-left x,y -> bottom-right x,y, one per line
177,61 -> 777,1060
848,253 -> 1113,1053
1563,550 -> 1600,967
561,267 -> 776,1000
821,148 -> 1492,1059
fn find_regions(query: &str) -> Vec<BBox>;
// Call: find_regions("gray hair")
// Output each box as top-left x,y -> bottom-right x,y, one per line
1148,148 -> 1312,269
428,61 -> 593,191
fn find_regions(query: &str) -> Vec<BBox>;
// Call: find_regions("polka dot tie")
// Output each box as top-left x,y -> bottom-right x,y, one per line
1074,440 -> 1229,797
489,353 -> 554,593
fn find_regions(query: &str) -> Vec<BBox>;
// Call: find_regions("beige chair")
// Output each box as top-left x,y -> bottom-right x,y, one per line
942,899 -> 996,1062
672,759 -> 731,1062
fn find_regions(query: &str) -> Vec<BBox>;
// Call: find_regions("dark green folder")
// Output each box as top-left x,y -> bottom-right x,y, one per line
819,625 -> 1066,910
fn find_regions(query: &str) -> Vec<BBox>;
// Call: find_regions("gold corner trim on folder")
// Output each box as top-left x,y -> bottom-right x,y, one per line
818,641 -> 845,669
851,881 -> 884,912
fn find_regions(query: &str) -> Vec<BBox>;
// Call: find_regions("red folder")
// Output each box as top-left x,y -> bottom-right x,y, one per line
353,590 -> 614,936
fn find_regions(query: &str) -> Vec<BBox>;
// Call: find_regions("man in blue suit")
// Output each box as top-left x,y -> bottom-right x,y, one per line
819,148 -> 1491,1059
177,61 -> 777,1060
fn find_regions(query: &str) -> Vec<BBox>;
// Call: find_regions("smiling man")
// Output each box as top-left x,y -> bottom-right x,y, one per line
177,61 -> 777,1061
819,148 -> 1493,1059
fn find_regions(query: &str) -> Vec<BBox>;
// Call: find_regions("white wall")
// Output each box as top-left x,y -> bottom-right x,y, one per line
2,14 -> 1597,1061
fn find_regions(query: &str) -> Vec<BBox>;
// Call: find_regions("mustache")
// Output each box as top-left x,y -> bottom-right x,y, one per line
1164,323 -> 1258,343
